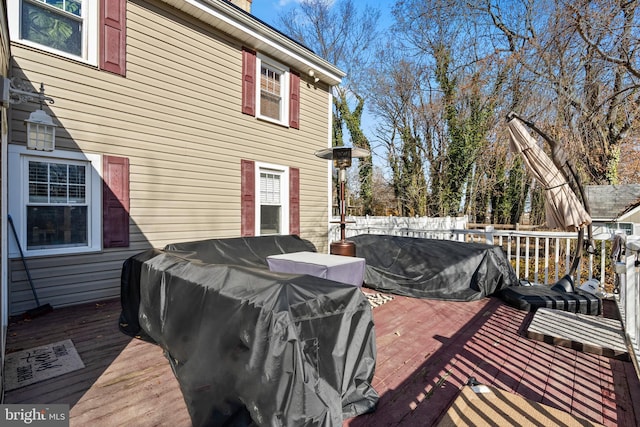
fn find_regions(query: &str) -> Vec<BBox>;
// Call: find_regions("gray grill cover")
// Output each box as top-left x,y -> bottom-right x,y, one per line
351,234 -> 517,301
120,236 -> 378,426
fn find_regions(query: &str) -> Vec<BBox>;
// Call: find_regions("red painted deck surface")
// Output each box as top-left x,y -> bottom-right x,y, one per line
4,295 -> 640,426
346,295 -> 640,427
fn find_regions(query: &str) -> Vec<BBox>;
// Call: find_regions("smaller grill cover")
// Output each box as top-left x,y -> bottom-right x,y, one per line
497,285 -> 601,315
120,235 -> 378,426
351,234 -> 517,301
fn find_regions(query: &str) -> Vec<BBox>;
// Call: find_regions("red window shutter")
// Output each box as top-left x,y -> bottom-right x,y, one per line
289,71 -> 300,129
289,167 -> 300,236
242,48 -> 257,116
103,155 -> 130,247
241,159 -> 255,236
100,0 -> 126,76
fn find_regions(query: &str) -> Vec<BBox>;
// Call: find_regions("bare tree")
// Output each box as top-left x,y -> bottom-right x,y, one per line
367,50 -> 430,216
381,0 -> 640,225
477,0 -> 640,185
370,167 -> 397,215
619,139 -> 640,184
369,0 -> 517,220
280,0 -> 640,223
278,0 -> 381,214
562,0 -> 640,183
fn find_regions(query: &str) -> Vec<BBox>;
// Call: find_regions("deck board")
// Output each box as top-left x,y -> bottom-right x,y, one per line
3,294 -> 639,427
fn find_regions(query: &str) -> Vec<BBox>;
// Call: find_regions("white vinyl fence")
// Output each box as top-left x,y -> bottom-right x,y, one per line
330,215 -> 469,241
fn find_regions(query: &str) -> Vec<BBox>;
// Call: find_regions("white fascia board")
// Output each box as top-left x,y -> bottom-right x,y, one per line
160,0 -> 345,85
618,204 -> 640,222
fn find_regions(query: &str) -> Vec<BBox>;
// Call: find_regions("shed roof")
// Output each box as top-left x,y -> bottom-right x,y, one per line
585,184 -> 640,221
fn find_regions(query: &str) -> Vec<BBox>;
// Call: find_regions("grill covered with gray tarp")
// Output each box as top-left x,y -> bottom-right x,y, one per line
351,234 -> 517,301
120,236 -> 378,426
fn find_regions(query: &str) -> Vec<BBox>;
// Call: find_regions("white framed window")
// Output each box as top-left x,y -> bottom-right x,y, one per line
256,54 -> 290,126
603,222 -> 634,235
8,0 -> 98,65
8,145 -> 102,257
255,162 -> 289,236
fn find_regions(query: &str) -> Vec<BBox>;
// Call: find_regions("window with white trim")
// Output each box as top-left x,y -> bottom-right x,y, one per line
256,163 -> 289,236
27,159 -> 88,249
603,222 -> 634,236
9,0 -> 98,64
9,146 -> 102,256
257,54 -> 289,125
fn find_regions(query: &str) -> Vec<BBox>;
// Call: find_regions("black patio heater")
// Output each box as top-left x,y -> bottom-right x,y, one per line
315,146 -> 370,256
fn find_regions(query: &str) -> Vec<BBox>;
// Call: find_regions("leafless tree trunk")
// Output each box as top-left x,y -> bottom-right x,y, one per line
278,0 -> 381,214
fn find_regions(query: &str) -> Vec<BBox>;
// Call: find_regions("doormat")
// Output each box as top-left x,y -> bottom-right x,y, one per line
365,292 -> 394,308
4,339 -> 85,391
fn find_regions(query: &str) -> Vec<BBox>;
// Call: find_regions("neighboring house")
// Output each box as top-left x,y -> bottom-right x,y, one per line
3,0 -> 344,316
1,0 -> 10,398
585,184 -> 640,235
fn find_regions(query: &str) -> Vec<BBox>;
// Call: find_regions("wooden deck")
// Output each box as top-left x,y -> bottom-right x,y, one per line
4,294 -> 640,426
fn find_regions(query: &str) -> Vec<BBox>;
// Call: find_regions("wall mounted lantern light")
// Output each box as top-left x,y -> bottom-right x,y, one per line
315,146 -> 370,256
1,78 -> 57,151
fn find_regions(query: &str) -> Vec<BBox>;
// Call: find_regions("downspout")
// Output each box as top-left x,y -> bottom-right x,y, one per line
0,0 -> 10,402
325,87 -> 334,253
0,90 -> 6,403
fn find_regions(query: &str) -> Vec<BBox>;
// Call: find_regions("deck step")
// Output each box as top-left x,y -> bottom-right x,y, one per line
527,307 -> 629,360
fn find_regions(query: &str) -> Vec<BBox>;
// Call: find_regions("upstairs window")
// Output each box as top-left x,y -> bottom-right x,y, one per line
257,55 -> 289,125
242,48 -> 300,129
9,0 -> 127,75
259,61 -> 285,122
21,0 -> 84,57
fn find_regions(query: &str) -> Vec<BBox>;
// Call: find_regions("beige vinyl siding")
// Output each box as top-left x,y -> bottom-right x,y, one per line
7,0 -> 331,315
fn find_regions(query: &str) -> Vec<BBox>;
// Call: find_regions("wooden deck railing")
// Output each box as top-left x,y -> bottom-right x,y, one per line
620,238 -> 640,377
329,219 -> 610,286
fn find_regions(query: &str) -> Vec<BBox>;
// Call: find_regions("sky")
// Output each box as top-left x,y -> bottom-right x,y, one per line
251,0 -> 395,30
250,0 -> 299,25
249,0 -> 396,171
